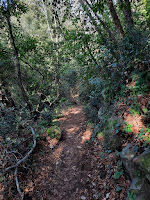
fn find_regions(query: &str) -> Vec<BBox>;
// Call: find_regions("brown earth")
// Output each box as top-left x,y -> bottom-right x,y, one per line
28,106 -> 93,200
22,105 -> 130,200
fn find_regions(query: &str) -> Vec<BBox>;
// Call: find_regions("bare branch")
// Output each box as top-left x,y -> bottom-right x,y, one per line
5,127 -> 36,172
1,49 -> 44,83
14,167 -> 23,200
49,89 -> 60,107
20,58 -> 45,83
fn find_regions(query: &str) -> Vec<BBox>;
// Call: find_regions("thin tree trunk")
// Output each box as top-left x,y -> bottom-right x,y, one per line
118,0 -> 134,29
80,0 -> 102,36
80,0 -> 119,60
107,0 -> 124,38
6,13 -> 31,111
85,40 -> 99,66
41,0 -> 53,41
85,0 -> 116,42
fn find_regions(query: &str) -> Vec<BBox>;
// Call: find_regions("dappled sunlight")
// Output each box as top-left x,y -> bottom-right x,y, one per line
66,126 -> 79,134
80,128 -> 92,144
58,106 -> 86,135
97,134 -> 104,141
124,113 -> 144,134
53,117 -> 67,122
116,88 -> 150,144
29,105 -> 94,199
24,181 -> 34,195
24,144 -> 63,198
51,146 -> 63,161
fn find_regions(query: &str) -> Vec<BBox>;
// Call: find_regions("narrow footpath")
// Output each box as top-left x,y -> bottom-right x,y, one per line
24,105 -> 129,200
31,106 -> 93,200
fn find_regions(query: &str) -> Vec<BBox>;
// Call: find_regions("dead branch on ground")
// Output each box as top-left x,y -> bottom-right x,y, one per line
0,127 -> 37,200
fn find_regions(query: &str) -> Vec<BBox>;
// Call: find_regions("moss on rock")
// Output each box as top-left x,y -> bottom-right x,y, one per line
47,126 -> 61,140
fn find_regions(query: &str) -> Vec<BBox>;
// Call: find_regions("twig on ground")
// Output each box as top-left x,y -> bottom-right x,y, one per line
15,167 -> 23,200
5,127 -> 36,172
2,127 -> 37,199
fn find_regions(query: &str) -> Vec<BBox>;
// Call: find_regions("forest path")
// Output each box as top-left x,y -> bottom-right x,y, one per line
31,105 -> 93,200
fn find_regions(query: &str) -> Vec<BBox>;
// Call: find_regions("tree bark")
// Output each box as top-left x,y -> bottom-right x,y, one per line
80,0 -> 119,60
85,0 -> 116,42
41,0 -> 53,41
118,0 -> 134,29
6,12 -> 31,111
107,0 -> 124,38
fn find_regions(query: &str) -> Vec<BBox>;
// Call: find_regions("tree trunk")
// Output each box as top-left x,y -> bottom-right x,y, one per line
41,0 -> 53,41
80,0 -> 102,36
107,0 -> 124,38
85,0 -> 116,42
118,0 -> 134,29
6,13 -> 31,111
80,0 -> 119,60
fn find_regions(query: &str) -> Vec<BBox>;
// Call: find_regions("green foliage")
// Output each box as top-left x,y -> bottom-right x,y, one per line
123,122 -> 133,133
116,186 -> 122,192
118,160 -> 122,167
0,0 -> 149,199
91,0 -> 105,13
0,104 -> 16,135
127,191 -> 136,200
135,127 -> 150,145
100,152 -> 105,159
114,169 -> 124,179
97,132 -> 104,138
102,116 -> 122,149
129,108 -> 140,116
47,126 -> 61,140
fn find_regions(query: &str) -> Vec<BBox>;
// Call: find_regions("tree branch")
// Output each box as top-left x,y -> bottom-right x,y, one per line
1,49 -> 45,83
5,127 -> 36,172
20,58 -> 45,83
15,167 -> 23,200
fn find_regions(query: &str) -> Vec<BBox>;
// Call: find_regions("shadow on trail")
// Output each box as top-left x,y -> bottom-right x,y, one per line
27,106 -> 93,200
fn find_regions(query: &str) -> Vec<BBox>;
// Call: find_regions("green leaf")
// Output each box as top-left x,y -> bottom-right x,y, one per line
116,186 -> 122,192
133,194 -> 136,199
114,170 -> 124,179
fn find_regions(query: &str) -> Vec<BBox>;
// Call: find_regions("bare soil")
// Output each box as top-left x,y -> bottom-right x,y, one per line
29,106 -> 93,200
23,105 -> 130,200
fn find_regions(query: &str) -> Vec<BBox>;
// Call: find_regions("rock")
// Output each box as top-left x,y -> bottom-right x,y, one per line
121,145 -> 150,200
133,148 -> 150,181
49,144 -> 54,149
106,193 -> 110,199
81,195 -> 86,200
126,177 -> 150,200
102,116 -> 123,151
47,126 -> 61,140
104,131 -> 122,151
120,144 -> 138,179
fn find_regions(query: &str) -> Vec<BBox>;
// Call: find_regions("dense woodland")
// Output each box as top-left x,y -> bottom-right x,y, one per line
0,0 -> 150,199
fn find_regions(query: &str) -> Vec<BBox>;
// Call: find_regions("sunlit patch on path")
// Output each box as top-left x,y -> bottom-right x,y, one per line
29,106 -> 93,200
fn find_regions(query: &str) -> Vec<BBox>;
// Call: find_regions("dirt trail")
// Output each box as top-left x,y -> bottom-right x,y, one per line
31,106 -> 93,200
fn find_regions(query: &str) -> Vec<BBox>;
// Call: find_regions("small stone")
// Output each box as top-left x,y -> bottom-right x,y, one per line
49,144 -> 54,149
106,193 -> 110,199
92,182 -> 96,186
81,195 -> 86,200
